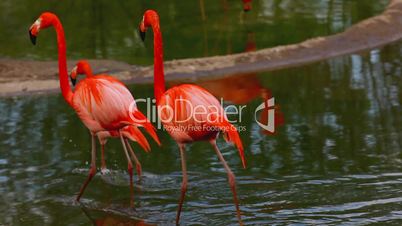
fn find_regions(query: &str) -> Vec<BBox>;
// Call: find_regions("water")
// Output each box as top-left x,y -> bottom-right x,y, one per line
1,0 -> 402,225
0,0 -> 388,62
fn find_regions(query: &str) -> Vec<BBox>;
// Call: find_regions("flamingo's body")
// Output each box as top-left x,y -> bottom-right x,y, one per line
160,85 -> 218,143
139,10 -> 245,225
159,84 -> 244,152
72,75 -> 136,132
29,13 -> 159,205
70,61 -> 159,175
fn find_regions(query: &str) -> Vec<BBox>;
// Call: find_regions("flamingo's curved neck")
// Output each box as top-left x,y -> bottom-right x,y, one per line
150,21 -> 165,105
84,66 -> 94,77
53,18 -> 73,105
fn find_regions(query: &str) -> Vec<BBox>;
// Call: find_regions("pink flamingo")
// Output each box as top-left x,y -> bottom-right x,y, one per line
29,12 -> 159,205
70,60 -> 160,177
139,10 -> 246,225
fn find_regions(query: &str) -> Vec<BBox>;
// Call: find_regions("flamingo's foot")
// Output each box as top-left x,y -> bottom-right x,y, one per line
73,197 -> 81,205
100,168 -> 111,175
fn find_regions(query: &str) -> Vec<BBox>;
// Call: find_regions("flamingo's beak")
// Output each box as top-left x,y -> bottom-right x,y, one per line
29,30 -> 37,45
71,78 -> 77,86
70,66 -> 77,86
139,28 -> 146,41
139,22 -> 146,41
29,19 -> 41,45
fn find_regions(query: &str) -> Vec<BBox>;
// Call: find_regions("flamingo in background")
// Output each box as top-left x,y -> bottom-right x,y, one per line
242,0 -> 252,12
29,12 -> 159,206
70,60 -> 160,177
139,10 -> 245,225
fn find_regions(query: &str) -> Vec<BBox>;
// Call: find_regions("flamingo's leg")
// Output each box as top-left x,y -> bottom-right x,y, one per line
210,140 -> 243,225
76,134 -> 97,201
120,133 -> 135,208
97,135 -> 109,175
100,142 -> 108,174
124,138 -> 142,179
176,143 -> 187,225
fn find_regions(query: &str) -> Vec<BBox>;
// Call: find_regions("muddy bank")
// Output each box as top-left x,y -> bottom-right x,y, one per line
1,0 -> 402,96
0,59 -> 138,95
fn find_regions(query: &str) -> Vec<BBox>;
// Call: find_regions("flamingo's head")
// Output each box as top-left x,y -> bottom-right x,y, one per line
29,12 -> 57,45
138,10 -> 160,42
70,60 -> 93,87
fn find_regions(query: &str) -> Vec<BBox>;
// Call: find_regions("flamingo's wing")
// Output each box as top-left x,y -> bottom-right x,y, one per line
73,75 -> 160,148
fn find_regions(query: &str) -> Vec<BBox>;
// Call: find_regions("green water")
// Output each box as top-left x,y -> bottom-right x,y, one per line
0,0 -> 388,63
2,0 -> 402,225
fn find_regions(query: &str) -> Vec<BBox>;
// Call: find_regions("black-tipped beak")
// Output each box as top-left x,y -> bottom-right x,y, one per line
139,28 -> 146,41
29,30 -> 37,45
70,77 -> 76,86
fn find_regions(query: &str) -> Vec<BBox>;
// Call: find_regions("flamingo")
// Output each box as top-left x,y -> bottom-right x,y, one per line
28,12 -> 160,205
242,0 -> 252,12
70,60 -> 161,177
139,10 -> 246,224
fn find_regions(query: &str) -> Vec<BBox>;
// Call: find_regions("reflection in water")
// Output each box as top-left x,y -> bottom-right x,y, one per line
1,42 -> 402,224
197,32 -> 284,134
81,206 -> 155,226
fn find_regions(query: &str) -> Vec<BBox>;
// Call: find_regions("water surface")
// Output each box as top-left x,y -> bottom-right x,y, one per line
0,0 -> 388,63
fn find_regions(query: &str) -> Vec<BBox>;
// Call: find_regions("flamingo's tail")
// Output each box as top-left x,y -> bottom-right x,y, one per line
214,120 -> 246,168
121,126 -> 151,152
131,110 -> 161,146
